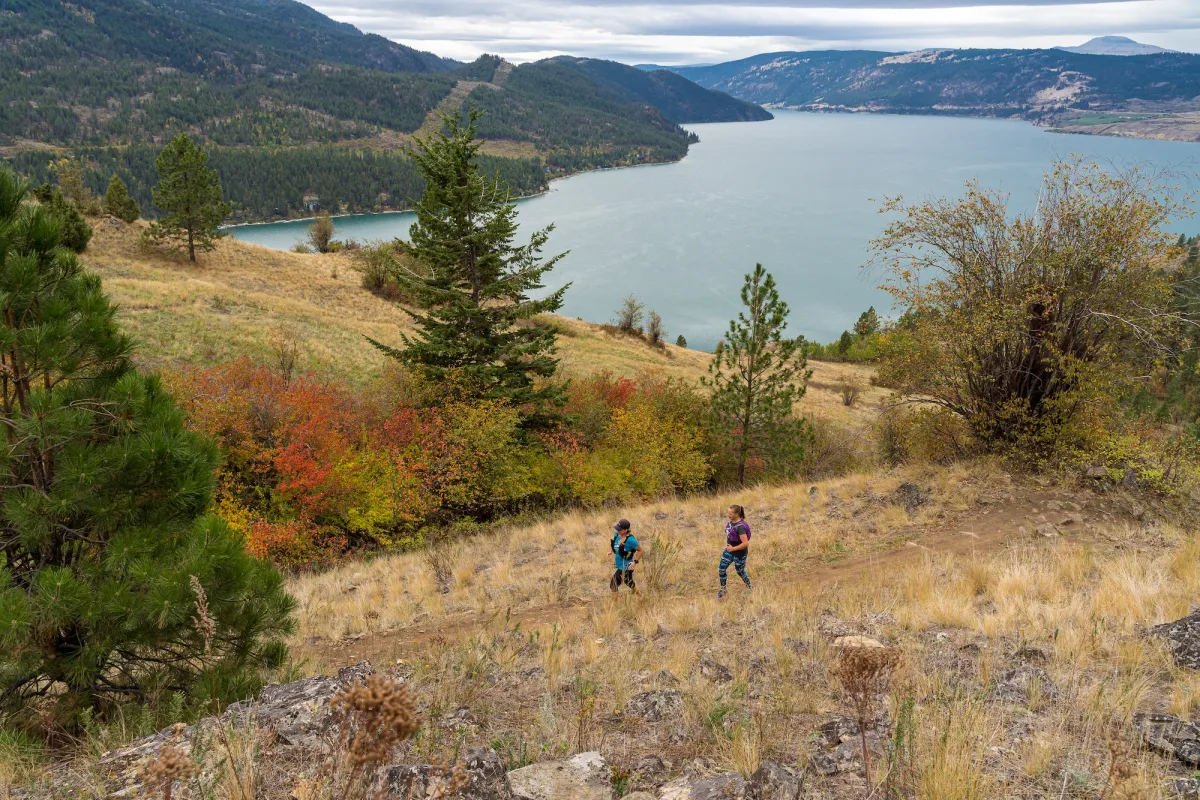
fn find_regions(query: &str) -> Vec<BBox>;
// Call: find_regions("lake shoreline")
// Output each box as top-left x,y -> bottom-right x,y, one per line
222,153 -> 689,230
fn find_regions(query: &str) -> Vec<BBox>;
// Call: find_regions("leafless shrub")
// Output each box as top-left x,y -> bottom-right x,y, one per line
615,295 -> 644,334
425,546 -> 456,594
646,310 -> 665,348
839,379 -> 862,407
268,326 -> 304,384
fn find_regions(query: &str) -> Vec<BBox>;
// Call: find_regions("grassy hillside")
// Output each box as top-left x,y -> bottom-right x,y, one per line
82,218 -> 880,418
282,458 -> 1200,796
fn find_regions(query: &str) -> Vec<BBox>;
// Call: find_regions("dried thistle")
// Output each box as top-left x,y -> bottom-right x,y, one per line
138,724 -> 196,800
1100,736 -> 1143,800
830,644 -> 902,790
427,760 -> 470,800
331,674 -> 420,797
189,575 -> 215,656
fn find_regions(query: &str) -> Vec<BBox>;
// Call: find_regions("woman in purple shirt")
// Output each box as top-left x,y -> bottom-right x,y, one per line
717,504 -> 752,599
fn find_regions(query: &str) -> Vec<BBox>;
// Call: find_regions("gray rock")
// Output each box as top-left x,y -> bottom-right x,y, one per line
659,772 -> 747,799
892,482 -> 930,512
1149,610 -> 1200,669
819,716 -> 859,745
632,754 -> 669,786
808,752 -> 838,777
626,689 -> 684,722
1034,523 -> 1059,538
808,742 -> 863,778
1135,713 -> 1200,766
508,751 -> 611,800
84,662 -> 377,798
1086,465 -> 1109,479
697,658 -> 733,684
746,760 -> 803,800
1168,777 -> 1200,799
388,746 -> 513,799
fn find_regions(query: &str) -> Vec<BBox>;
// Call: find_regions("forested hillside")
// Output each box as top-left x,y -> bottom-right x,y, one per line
671,48 -> 1200,121
1,0 -> 771,220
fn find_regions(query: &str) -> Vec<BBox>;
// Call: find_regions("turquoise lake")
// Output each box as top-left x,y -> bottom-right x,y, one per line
229,111 -> 1199,350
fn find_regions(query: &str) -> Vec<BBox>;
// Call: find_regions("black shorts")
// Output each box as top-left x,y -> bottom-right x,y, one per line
610,568 -> 635,590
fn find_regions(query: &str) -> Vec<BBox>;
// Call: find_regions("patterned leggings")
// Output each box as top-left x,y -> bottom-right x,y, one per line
719,550 -> 751,590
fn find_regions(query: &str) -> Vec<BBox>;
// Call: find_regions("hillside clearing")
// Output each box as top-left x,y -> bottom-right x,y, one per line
281,459 -> 1200,797
81,218 -> 882,420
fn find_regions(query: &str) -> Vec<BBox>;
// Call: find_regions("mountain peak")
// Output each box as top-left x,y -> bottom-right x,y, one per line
1056,36 -> 1177,56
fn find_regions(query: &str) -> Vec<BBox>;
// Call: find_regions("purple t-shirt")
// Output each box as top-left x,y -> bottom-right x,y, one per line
725,520 -> 751,548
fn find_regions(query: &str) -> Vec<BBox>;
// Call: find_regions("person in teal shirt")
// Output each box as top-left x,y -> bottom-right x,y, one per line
610,519 -> 642,596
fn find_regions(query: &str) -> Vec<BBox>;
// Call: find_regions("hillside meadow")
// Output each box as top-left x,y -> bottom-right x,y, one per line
81,216 -> 881,418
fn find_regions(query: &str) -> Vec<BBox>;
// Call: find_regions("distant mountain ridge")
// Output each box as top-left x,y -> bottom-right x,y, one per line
1056,36 -> 1177,56
667,48 -> 1200,122
1,0 -> 771,220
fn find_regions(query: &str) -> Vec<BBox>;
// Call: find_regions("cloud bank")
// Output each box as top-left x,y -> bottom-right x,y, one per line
309,0 -> 1199,64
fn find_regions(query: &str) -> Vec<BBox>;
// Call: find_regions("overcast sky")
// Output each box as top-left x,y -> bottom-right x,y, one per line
307,0 -> 1199,65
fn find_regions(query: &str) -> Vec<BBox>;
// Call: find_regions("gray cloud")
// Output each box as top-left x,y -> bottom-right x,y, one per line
309,0 -> 1199,63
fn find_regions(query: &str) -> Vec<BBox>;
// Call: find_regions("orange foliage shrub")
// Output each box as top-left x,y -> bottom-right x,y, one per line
167,360 -> 714,568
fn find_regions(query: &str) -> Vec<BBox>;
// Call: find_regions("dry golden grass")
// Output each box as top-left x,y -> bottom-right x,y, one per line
282,457 -> 1198,797
82,219 -> 881,423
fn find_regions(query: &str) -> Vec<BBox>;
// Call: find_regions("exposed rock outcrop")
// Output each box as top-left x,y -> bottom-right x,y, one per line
507,751 -> 611,800
1149,610 -> 1200,669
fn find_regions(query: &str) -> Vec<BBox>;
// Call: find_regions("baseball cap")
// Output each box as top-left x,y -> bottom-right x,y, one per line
615,519 -> 631,531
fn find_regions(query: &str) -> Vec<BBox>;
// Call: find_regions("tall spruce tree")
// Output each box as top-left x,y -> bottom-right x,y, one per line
146,134 -> 231,262
0,169 -> 293,721
102,174 -> 140,223
376,110 -> 569,424
705,264 -> 811,485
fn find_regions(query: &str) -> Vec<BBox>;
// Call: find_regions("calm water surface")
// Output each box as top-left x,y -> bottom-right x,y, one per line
230,112 -> 1198,349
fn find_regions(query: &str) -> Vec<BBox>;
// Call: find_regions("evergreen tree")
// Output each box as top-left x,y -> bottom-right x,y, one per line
145,134 -> 231,262
32,184 -> 92,253
853,306 -> 880,337
102,174 -> 140,223
704,264 -> 811,485
676,334 -> 688,349
376,110 -> 569,424
837,330 -> 854,357
0,169 -> 293,721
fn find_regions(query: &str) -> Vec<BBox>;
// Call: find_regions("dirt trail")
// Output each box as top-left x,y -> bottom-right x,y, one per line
300,485 -> 1135,669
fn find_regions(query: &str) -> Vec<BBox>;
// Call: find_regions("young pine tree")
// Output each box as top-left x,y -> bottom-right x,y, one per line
146,134 -> 231,262
102,174 -> 140,223
704,264 -> 811,485
0,169 -> 293,722
376,110 -> 569,425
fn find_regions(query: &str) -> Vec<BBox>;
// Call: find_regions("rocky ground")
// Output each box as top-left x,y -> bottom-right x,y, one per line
28,602 -> 1200,799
